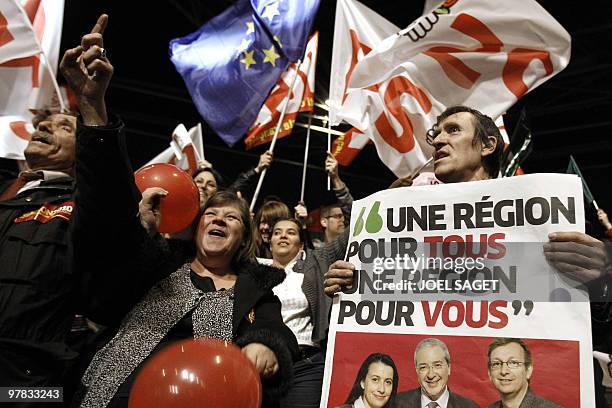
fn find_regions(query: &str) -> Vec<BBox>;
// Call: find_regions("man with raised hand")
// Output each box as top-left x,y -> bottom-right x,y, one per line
0,12 -> 111,401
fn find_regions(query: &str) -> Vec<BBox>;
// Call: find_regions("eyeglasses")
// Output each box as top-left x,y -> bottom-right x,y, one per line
325,213 -> 344,220
417,362 -> 447,373
489,360 -> 525,370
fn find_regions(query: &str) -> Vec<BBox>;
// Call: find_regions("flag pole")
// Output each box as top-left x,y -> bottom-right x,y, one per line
410,156 -> 434,178
327,116 -> 331,190
16,1 -> 67,113
39,52 -> 67,112
300,112 -> 312,202
250,59 -> 303,212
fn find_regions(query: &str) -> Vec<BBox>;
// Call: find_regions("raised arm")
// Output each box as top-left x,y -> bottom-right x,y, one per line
66,16 -> 177,325
326,152 -> 353,223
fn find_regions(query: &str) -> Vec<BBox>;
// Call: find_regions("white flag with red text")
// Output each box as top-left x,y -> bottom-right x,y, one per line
331,127 -> 370,166
0,0 -> 40,64
142,123 -> 204,176
0,0 -> 65,160
328,0 -> 429,176
339,0 -> 570,177
244,32 -> 318,150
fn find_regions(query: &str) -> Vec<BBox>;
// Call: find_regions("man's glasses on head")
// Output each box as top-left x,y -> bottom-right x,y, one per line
325,214 -> 344,221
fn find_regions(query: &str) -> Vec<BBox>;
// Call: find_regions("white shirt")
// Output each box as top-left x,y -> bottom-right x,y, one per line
352,396 -> 366,408
16,170 -> 70,196
421,387 -> 449,408
257,250 -> 316,347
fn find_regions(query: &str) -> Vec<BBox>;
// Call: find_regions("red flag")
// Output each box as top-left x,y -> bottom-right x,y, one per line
244,32 -> 318,150
331,127 -> 370,166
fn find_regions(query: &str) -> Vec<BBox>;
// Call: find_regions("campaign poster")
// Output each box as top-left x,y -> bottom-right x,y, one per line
321,174 -> 594,408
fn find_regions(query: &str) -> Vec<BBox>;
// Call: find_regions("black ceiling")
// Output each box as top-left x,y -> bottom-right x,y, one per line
58,0 -> 612,227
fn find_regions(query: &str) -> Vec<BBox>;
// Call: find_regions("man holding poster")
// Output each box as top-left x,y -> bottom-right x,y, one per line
324,106 -> 608,296
321,105 -> 609,407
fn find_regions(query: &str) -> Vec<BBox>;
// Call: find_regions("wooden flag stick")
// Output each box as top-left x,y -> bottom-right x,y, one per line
250,59 -> 302,212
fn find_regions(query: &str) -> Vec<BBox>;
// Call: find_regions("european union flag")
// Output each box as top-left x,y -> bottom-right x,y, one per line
253,0 -> 320,61
170,0 -> 320,147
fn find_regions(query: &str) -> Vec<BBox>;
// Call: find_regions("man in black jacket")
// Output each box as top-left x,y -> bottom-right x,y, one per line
0,14 -> 114,403
0,82 -> 79,392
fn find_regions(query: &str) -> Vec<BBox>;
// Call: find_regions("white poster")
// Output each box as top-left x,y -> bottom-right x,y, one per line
322,174 -> 594,407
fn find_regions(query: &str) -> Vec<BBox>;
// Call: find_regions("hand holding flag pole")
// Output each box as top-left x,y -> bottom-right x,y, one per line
250,59 -> 303,212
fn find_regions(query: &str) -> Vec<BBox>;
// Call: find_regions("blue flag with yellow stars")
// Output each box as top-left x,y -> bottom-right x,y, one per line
252,0 -> 320,61
169,0 -> 320,147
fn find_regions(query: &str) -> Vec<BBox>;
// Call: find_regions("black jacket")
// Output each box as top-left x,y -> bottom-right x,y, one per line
0,170 -> 78,387
487,388 -> 562,408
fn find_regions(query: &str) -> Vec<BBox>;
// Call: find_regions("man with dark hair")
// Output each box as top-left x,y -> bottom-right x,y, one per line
426,105 -> 505,181
324,105 -> 609,301
315,153 -> 352,247
320,203 -> 346,243
396,338 -> 477,408
487,338 -> 561,408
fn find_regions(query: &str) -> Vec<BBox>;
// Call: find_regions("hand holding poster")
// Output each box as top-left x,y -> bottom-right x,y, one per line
322,174 -> 594,407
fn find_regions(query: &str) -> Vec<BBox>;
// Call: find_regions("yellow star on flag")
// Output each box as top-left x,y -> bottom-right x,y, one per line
240,50 -> 256,70
245,21 -> 255,34
262,45 -> 280,67
273,35 -> 283,48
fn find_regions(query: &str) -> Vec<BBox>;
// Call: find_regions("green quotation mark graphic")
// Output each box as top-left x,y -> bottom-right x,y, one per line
353,201 -> 383,237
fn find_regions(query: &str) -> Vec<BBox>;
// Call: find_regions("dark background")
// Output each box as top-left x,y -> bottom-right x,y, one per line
53,0 -> 612,229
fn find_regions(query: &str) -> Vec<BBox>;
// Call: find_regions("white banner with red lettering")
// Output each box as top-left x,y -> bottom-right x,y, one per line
322,174 -> 594,407
328,0 -> 430,175
0,0 -> 64,160
331,127 -> 370,166
244,32 -> 317,150
0,0 -> 40,64
142,123 -> 204,175
333,0 -> 570,177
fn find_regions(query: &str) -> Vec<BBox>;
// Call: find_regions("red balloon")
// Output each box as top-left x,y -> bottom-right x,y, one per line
129,339 -> 262,408
134,164 -> 199,234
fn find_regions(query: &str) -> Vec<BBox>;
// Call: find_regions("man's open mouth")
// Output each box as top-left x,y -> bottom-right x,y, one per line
30,132 -> 52,145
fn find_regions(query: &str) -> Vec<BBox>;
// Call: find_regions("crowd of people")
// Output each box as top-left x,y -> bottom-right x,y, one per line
0,13 -> 611,408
